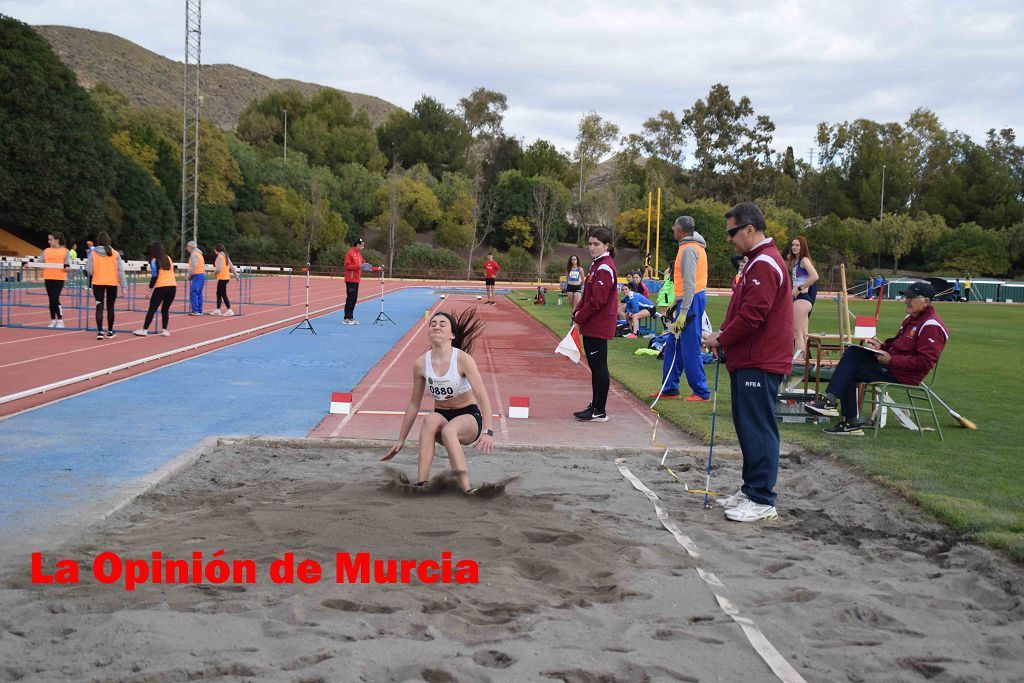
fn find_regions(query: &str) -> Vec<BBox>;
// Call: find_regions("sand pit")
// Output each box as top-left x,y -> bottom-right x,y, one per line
1,439 -> 1022,681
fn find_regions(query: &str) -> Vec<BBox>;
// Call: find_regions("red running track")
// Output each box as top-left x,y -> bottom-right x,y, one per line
0,276 -> 414,418
310,295 -> 698,450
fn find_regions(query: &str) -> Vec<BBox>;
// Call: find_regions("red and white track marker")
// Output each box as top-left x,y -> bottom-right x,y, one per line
854,316 -> 877,338
508,396 -> 529,419
330,392 -> 353,415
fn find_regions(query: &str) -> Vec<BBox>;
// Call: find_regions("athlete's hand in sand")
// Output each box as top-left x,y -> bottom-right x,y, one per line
475,433 -> 494,455
381,442 -> 403,461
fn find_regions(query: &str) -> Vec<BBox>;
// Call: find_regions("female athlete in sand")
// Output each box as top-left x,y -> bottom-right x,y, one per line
382,309 -> 493,493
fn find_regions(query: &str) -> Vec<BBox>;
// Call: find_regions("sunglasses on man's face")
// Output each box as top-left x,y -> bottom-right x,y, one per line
727,224 -> 750,238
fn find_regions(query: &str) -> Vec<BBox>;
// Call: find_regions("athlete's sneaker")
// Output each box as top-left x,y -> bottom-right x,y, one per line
209,310 -> 222,316
715,489 -> 749,509
47,320 -> 57,328
132,329 -> 148,337
623,333 -> 637,339
350,319 -> 360,324
96,332 -> 104,340
464,487 -> 480,496
106,330 -> 116,338
573,404 -> 593,419
575,409 -> 608,422
725,499 -> 778,522
342,318 -> 356,325
159,329 -> 171,337
650,390 -> 681,399
54,320 -> 64,329
224,309 -> 235,317
683,394 -> 709,402
804,396 -> 840,417
188,311 -> 201,316
823,421 -> 865,436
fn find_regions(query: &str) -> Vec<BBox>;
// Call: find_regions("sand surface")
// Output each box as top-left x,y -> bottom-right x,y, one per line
1,439 -> 1022,682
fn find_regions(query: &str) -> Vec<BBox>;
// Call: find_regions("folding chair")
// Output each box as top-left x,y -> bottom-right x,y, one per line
637,311 -> 662,335
862,361 -> 943,441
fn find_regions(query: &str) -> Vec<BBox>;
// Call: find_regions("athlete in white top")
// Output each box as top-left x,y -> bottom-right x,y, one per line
382,310 -> 493,492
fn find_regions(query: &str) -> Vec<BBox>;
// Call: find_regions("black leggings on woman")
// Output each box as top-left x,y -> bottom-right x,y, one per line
93,285 -> 117,332
45,280 -> 64,319
582,335 -> 610,414
216,279 -> 230,310
143,286 -> 177,330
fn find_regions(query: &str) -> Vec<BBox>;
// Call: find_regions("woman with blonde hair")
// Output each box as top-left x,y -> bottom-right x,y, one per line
788,235 -> 819,362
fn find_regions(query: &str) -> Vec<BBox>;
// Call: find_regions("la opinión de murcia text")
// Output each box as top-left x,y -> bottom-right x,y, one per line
30,550 -> 479,590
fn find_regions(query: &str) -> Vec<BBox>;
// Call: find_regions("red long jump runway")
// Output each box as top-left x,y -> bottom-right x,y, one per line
0,276 -> 416,418
310,296 -> 699,450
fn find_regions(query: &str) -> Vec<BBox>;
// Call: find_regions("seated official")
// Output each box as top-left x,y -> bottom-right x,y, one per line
620,285 -> 656,339
805,281 -> 948,435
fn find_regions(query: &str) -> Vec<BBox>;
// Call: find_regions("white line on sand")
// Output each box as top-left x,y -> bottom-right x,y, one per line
615,459 -> 807,683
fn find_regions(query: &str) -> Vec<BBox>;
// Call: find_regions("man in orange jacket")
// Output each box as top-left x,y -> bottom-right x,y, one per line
343,238 -> 381,324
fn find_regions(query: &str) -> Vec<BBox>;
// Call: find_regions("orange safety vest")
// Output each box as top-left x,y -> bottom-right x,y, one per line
43,247 -> 68,281
154,258 -> 176,288
216,254 -> 231,280
673,242 -> 708,299
91,249 -> 119,287
190,251 -> 206,275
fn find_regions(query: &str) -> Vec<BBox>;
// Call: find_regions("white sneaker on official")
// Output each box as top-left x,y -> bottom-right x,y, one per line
47,320 -> 57,328
715,489 -> 749,509
224,309 -> 234,317
54,320 -> 64,329
724,499 -> 778,522
159,329 -> 170,337
132,329 -> 148,337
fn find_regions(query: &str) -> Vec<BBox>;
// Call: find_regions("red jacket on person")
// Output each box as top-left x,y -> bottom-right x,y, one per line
344,246 -> 379,283
573,253 -> 618,340
881,306 -> 947,385
717,238 -> 793,375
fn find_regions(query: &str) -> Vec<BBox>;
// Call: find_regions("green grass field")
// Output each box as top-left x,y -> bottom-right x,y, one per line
512,291 -> 1024,560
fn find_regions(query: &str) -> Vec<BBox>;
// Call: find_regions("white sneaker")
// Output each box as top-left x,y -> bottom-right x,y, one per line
159,329 -> 170,337
132,329 -> 148,337
47,320 -> 57,328
351,319 -> 359,325
715,489 -> 749,509
54,320 -> 64,329
725,499 -> 778,522
209,310 -> 222,316
342,319 -> 356,325
224,309 -> 235,317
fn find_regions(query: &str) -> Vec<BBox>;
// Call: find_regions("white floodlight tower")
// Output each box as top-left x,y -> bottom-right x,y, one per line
180,0 -> 202,261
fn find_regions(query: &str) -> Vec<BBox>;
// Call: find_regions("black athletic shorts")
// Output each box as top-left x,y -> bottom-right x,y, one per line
485,278 -> 496,287
566,284 -> 582,293
435,403 -> 483,441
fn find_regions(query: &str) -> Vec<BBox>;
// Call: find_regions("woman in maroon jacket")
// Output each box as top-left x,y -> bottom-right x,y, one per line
571,228 -> 618,422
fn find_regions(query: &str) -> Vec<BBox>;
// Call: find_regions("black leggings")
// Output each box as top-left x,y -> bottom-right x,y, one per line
93,285 -> 117,332
45,279 -> 64,319
143,286 -> 177,330
216,279 -> 230,310
582,335 -> 610,413
344,281 -> 359,319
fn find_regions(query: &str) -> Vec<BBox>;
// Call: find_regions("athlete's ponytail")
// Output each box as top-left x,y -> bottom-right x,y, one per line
433,309 -> 485,355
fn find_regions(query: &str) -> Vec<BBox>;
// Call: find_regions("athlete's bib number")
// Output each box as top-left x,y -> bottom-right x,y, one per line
430,385 -> 455,399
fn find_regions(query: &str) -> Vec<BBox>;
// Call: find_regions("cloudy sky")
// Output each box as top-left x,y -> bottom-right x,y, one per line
5,0 -> 1023,162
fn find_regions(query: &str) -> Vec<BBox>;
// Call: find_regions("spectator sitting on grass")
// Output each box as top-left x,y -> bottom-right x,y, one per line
805,281 -> 948,436
620,284 -> 656,339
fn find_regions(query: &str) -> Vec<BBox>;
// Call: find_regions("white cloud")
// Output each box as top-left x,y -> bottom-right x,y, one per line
5,0 -> 1023,161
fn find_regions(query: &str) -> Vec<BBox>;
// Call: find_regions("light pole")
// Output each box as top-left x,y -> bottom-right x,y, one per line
283,108 -> 288,161
878,164 -> 886,269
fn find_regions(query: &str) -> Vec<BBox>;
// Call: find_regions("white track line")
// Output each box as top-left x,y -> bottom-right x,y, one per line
0,284 -> 412,407
615,459 -> 806,683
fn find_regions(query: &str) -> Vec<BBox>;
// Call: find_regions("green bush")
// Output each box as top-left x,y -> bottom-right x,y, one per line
500,246 -> 536,279
435,219 -> 473,249
396,243 -> 465,276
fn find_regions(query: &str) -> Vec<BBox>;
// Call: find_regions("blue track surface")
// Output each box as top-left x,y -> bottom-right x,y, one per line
0,288 -> 436,542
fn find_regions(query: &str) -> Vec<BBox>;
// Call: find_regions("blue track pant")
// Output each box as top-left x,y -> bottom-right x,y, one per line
662,291 -> 710,398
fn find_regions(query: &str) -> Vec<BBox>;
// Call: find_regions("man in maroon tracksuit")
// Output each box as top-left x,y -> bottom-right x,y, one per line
704,203 -> 793,523
572,228 -> 619,422
805,281 -> 947,434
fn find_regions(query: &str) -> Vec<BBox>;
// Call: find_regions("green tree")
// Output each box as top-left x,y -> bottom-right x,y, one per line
519,139 -> 570,181
925,223 -> 1009,275
573,111 -> 620,197
0,17 -> 116,239
502,215 -> 534,249
377,96 -> 471,178
458,87 -> 508,141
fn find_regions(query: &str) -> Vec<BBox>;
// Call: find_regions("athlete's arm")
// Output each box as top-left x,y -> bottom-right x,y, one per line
382,357 -> 427,461
460,352 -> 494,455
